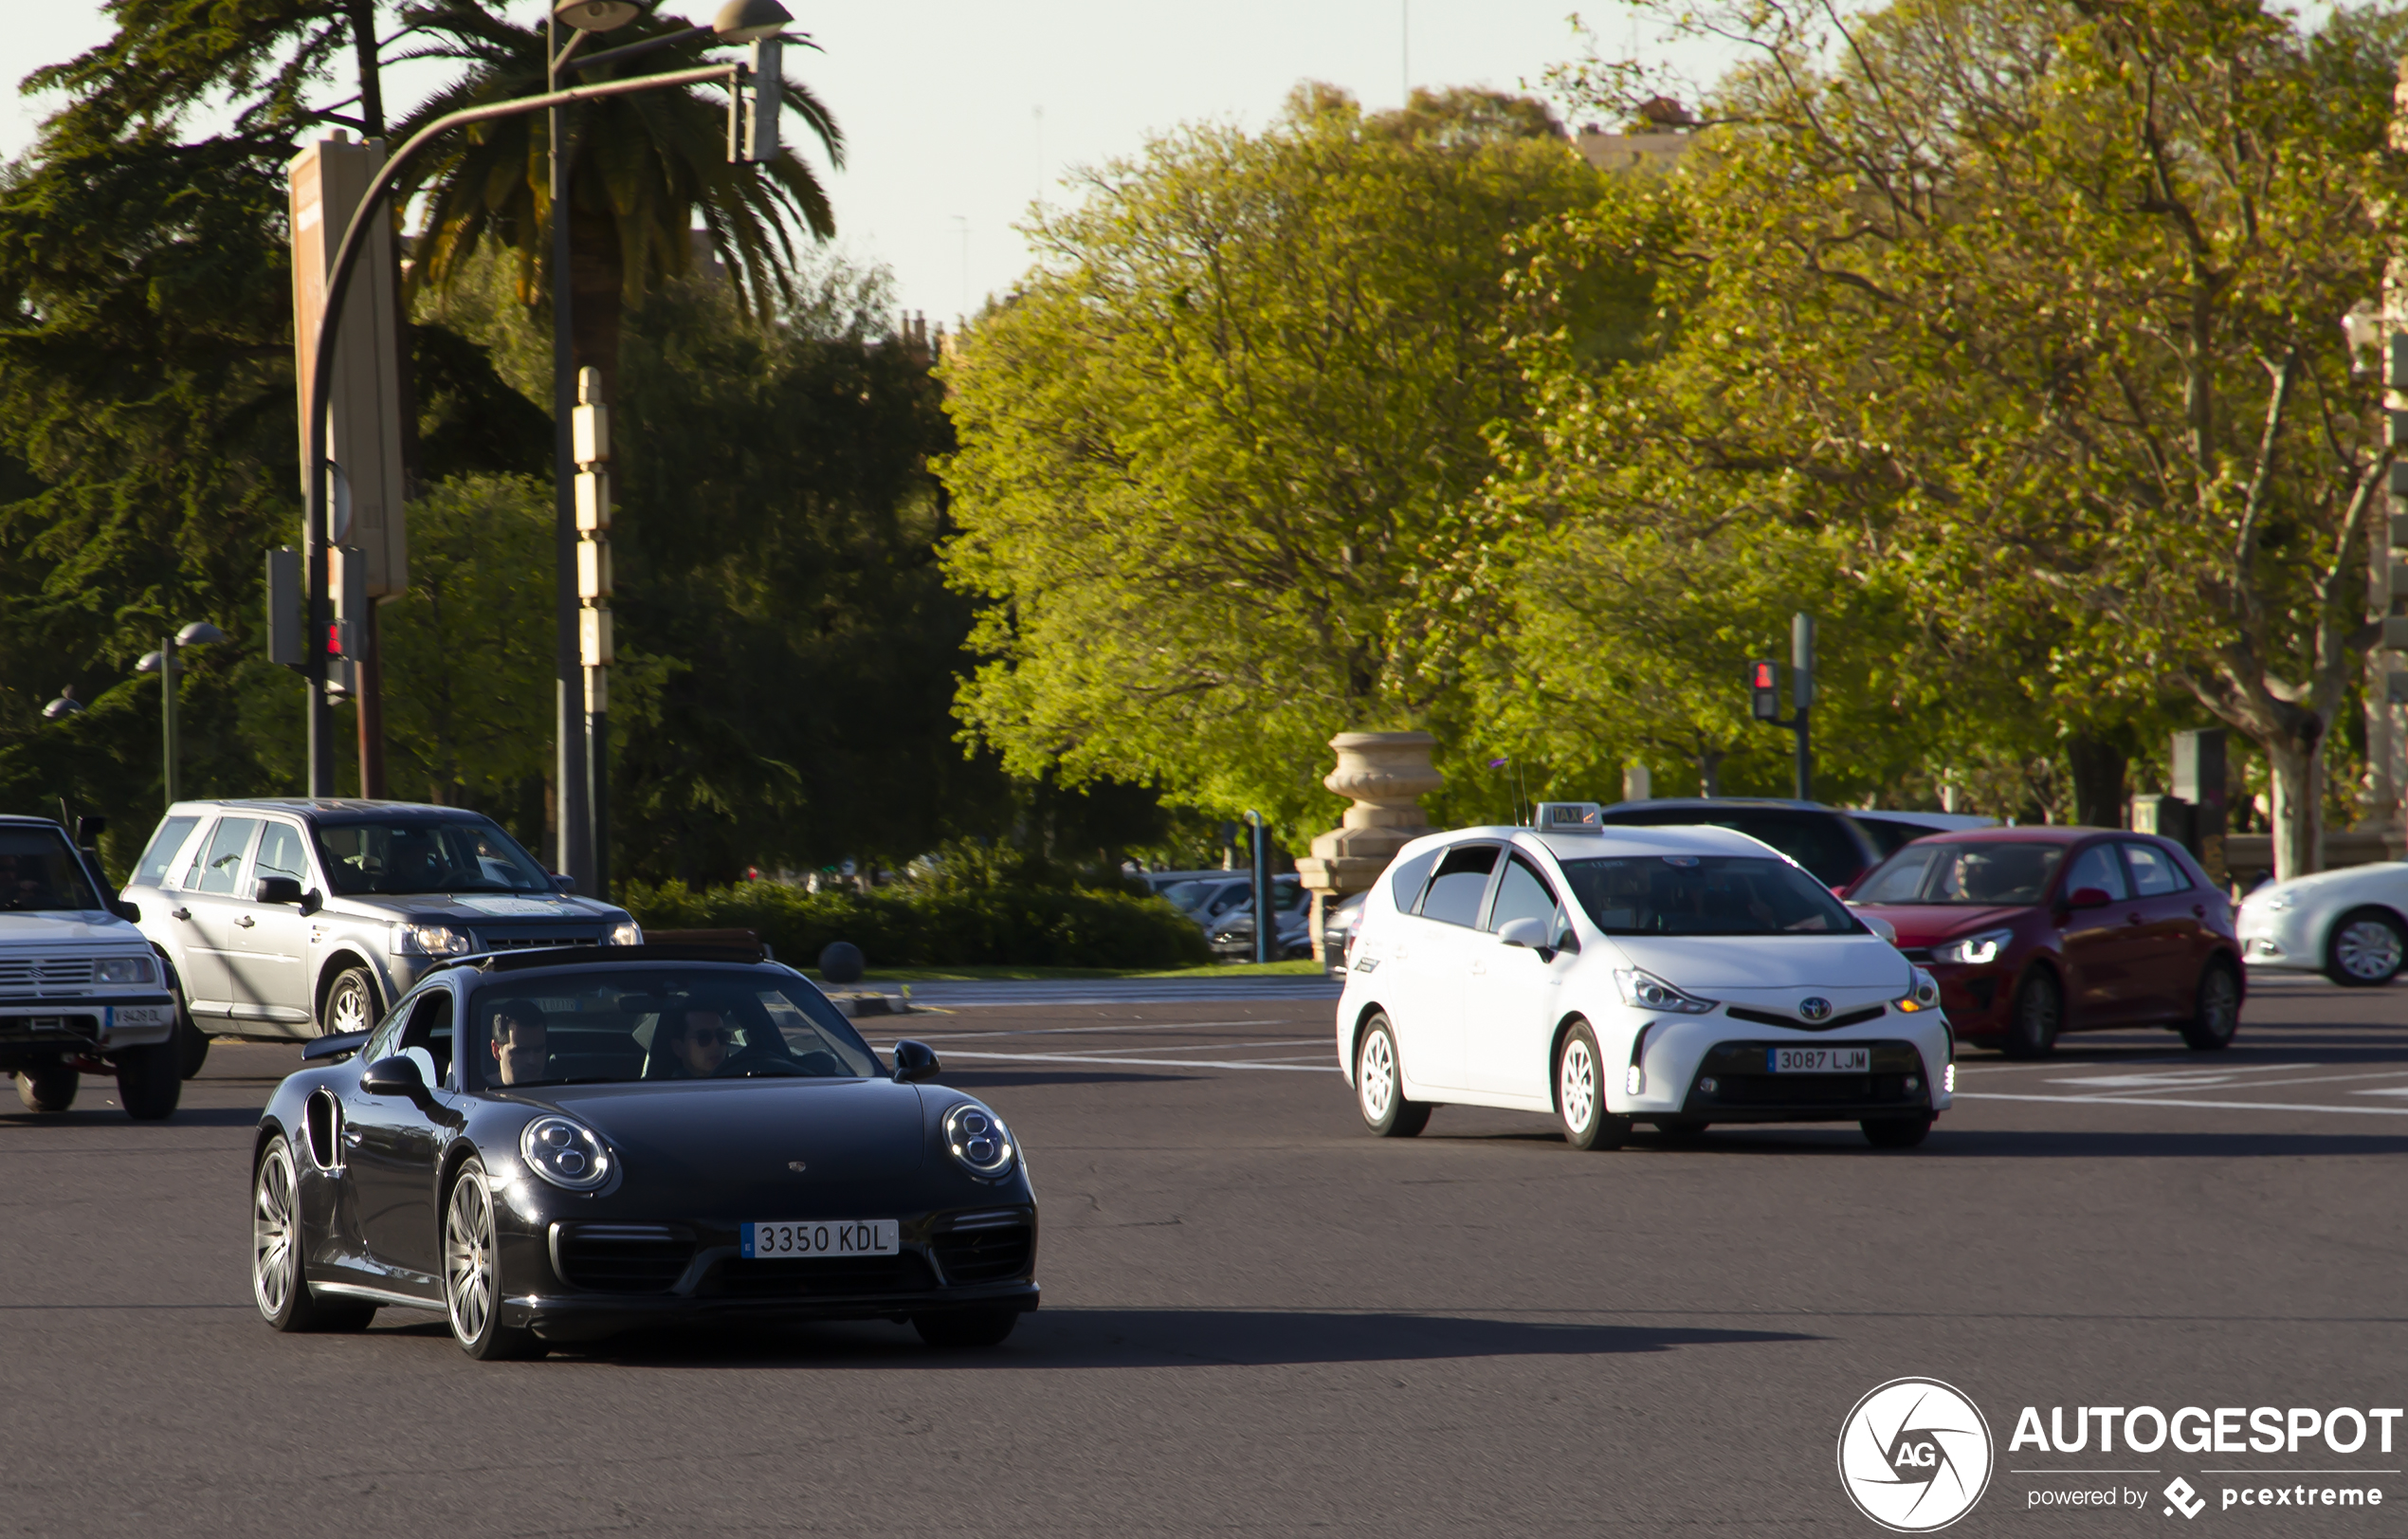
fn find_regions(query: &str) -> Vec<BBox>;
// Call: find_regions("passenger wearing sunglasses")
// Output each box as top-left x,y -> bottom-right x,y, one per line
660,1008 -> 737,1078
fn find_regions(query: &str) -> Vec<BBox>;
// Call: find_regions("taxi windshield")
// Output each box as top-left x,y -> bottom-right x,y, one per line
465,969 -> 882,1089
314,819 -> 552,896
0,828 -> 103,912
1558,855 -> 1860,935
1852,841 -> 2066,906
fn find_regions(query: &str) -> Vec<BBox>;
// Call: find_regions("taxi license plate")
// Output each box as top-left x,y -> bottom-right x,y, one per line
741,1219 -> 899,1258
1768,1047 -> 1870,1073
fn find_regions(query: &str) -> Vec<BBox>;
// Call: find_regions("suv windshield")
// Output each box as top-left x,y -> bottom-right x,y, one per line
0,827 -> 103,912
1852,841 -> 2066,906
1559,855 -> 1861,935
314,819 -> 552,896
465,970 -> 880,1089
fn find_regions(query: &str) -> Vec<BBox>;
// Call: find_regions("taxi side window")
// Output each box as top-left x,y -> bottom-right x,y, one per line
2062,843 -> 2129,902
1387,849 -> 1439,910
1484,856 -> 1558,934
1416,844 -> 1499,927
2120,842 -> 2189,897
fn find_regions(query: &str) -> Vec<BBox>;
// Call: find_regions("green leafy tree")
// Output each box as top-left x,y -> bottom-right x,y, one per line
941,85 -> 1640,840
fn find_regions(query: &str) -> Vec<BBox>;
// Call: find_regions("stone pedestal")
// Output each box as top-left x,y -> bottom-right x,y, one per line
1294,731 -> 1443,962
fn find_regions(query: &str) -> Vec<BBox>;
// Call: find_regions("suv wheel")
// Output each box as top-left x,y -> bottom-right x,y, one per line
14,1061 -> 77,1113
320,966 -> 383,1036
117,1039 -> 181,1120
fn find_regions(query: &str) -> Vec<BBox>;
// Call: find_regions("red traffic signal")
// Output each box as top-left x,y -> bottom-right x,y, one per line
1749,660 -> 1780,721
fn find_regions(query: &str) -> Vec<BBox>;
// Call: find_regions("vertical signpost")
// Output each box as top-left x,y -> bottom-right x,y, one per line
1746,613 -> 1817,801
288,132 -> 408,797
574,368 -> 614,894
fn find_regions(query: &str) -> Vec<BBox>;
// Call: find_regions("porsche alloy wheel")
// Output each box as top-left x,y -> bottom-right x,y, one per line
445,1160 -> 543,1361
2326,911 -> 2407,987
252,1136 -> 372,1333
1355,1015 -> 1428,1138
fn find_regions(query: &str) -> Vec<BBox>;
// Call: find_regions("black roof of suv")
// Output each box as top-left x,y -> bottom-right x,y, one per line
1594,798 -> 1885,890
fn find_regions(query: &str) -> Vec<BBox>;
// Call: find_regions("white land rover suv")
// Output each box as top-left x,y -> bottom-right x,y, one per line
0,816 -> 183,1119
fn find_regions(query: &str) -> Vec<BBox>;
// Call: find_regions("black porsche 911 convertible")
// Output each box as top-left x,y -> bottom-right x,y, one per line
248,944 -> 1036,1359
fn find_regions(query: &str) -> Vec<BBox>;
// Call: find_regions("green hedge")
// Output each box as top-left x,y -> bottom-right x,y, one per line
622,880 -> 1213,971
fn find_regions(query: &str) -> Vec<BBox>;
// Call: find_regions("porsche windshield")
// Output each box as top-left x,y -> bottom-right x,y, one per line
1559,855 -> 1859,935
0,828 -> 103,912
314,819 -> 552,896
1851,841 -> 2066,906
465,970 -> 882,1090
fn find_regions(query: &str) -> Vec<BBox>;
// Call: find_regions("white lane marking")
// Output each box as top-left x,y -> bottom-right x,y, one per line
2045,1064 -> 2315,1090
937,1048 -> 1341,1073
2352,1087 -> 2408,1097
1033,1038 -> 1332,1056
903,1019 -> 1284,1041
1956,1091 -> 2408,1116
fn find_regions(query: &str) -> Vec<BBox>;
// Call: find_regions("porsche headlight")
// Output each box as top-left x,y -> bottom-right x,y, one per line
392,922 -> 473,957
95,955 -> 156,984
1611,968 -> 1716,1015
520,1115 -> 612,1191
943,1103 -> 1017,1181
607,921 -> 643,945
1931,927 -> 2014,966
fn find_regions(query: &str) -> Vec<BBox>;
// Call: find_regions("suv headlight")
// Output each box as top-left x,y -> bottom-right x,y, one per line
607,922 -> 643,945
520,1115 -> 613,1191
95,955 -> 156,984
1612,968 -> 1716,1014
943,1103 -> 1018,1181
1931,927 -> 2014,966
392,923 -> 473,957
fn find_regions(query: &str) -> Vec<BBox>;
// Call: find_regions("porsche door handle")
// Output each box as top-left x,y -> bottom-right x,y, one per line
340,1128 -> 362,1146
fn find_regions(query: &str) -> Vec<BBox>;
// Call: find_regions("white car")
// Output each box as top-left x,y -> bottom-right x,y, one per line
2235,863 -> 2408,985
1335,811 -> 1953,1149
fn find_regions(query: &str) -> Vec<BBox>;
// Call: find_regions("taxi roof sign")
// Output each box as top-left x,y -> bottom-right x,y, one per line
1534,801 -> 1603,833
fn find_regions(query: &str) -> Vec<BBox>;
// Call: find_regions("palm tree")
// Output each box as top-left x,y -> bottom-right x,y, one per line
392,3 -> 841,402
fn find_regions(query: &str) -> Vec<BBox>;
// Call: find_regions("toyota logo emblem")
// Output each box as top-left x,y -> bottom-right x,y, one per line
1798,997 -> 1833,1021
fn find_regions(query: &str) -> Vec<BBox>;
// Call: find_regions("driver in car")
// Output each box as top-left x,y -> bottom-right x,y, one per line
488,1001 -> 549,1085
661,1007 -> 736,1077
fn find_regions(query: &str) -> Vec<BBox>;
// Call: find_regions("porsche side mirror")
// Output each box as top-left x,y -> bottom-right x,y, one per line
2065,887 -> 2112,910
1497,916 -> 1549,949
360,1054 -> 426,1097
254,876 -> 305,906
303,1029 -> 371,1063
892,1039 -> 941,1083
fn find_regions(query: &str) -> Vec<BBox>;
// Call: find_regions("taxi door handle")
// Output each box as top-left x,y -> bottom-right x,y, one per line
170,907 -> 190,922
234,914 -> 256,928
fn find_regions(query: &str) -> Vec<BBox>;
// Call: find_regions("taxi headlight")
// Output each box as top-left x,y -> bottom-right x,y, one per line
607,921 -> 643,945
943,1103 -> 1018,1181
1611,968 -> 1716,1014
1893,965 -> 1943,1012
1931,927 -> 2014,966
95,956 -> 156,984
392,922 -> 473,957
520,1115 -> 612,1191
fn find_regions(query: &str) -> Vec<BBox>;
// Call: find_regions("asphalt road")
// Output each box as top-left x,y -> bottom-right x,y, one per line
6,972 -> 2407,1536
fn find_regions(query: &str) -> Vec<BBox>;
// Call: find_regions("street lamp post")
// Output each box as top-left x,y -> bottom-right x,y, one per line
297,0 -> 792,850
135,622 -> 227,808
40,687 -> 83,722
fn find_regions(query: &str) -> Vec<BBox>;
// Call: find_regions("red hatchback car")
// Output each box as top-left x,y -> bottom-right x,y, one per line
1846,827 -> 2242,1056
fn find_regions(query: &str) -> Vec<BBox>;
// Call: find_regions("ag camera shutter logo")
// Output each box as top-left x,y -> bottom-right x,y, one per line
1837,1378 -> 1995,1531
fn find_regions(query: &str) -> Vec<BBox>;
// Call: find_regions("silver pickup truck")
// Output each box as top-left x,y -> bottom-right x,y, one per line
121,797 -> 640,1041
0,816 -> 183,1119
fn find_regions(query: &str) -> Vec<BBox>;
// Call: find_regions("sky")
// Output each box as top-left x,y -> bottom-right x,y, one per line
0,2 -> 1733,328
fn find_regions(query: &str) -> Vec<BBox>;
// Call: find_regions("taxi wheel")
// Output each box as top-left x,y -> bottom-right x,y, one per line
252,1136 -> 374,1333
2002,969 -> 2061,1059
1355,1015 -> 1431,1138
1862,1115 -> 1934,1148
14,1062 -> 77,1113
1557,1022 -> 1630,1151
2323,909 -> 2406,987
445,1160 -> 546,1361
2179,960 -> 2240,1051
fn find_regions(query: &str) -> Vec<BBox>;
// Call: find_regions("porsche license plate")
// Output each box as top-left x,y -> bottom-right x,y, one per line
1768,1047 -> 1870,1073
741,1219 -> 899,1258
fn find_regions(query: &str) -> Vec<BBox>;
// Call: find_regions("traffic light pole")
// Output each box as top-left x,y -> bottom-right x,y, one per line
1746,613 -> 1816,802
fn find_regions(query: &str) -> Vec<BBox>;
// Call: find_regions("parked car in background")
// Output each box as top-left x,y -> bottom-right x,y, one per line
1135,869 -> 1226,898
1205,879 -> 1314,961
1161,873 -> 1300,934
1595,799 -> 1887,892
123,799 -> 641,1041
2236,862 -> 2408,985
1847,827 -> 2240,1056
0,815 -> 184,1119
1852,810 -> 1999,857
1322,890 -> 1368,978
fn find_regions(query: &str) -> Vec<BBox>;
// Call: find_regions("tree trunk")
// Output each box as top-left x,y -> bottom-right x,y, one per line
2064,734 -> 2127,830
2265,726 -> 2324,881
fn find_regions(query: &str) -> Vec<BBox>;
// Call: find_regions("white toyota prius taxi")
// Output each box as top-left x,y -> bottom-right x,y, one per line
1335,804 -> 1953,1149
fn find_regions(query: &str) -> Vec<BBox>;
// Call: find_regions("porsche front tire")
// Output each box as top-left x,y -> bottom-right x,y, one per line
252,1136 -> 374,1333
445,1159 -> 545,1361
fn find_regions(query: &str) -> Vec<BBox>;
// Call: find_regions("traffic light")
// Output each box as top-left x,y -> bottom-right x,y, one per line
1749,659 -> 1780,721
